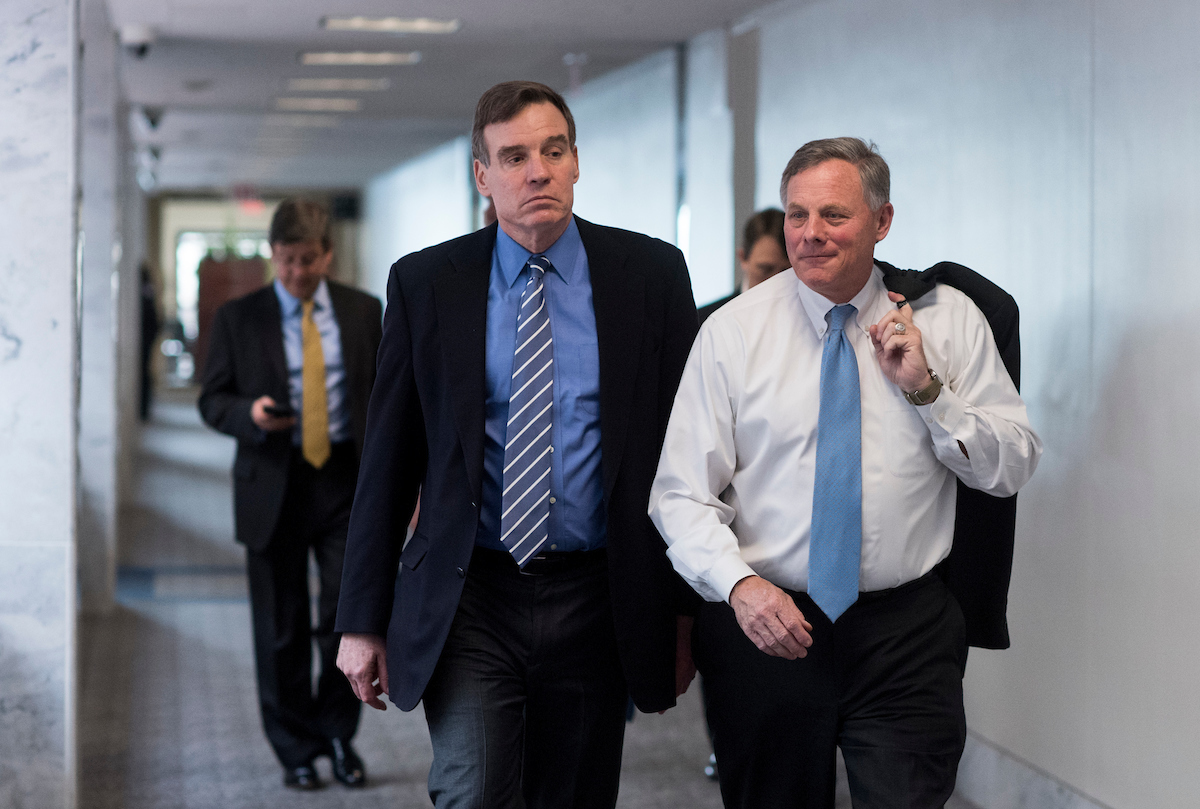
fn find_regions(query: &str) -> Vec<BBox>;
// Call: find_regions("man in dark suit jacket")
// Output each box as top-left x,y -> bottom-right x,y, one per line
199,199 -> 382,791
336,81 -> 699,808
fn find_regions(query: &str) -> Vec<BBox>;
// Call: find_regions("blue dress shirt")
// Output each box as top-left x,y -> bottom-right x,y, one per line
273,278 -> 351,445
476,219 -> 607,553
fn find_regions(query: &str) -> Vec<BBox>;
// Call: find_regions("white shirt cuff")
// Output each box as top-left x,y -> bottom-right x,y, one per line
708,553 -> 761,604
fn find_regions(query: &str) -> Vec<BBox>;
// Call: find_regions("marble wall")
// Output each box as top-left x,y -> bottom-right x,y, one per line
0,0 -> 79,807
78,0 -> 119,614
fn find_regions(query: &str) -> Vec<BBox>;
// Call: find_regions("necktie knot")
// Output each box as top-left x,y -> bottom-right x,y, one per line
826,303 -> 856,333
526,256 -> 549,283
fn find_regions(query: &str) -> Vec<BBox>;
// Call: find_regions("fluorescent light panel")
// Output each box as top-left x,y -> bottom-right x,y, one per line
301,51 -> 421,66
262,114 -> 340,128
276,97 -> 362,112
321,16 -> 460,34
287,77 -> 390,92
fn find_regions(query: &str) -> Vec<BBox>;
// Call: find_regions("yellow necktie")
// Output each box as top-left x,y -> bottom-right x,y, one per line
301,300 -> 331,469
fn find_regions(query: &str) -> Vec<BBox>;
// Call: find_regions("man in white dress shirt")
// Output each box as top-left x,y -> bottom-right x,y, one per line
649,137 -> 1041,809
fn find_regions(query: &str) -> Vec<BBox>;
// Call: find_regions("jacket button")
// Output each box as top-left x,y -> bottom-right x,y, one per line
456,567 -> 465,578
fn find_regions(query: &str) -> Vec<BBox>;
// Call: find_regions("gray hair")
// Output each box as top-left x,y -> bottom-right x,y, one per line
778,137 -> 890,211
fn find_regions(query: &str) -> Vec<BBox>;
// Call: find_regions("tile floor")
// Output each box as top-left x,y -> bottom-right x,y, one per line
77,389 -> 978,809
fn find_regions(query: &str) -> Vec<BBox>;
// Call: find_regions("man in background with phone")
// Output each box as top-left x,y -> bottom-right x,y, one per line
199,198 -> 383,791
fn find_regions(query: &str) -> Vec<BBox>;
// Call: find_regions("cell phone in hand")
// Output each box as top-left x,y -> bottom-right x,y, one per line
264,403 -> 295,418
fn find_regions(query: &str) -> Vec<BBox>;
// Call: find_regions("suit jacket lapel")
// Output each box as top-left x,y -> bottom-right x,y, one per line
578,217 -> 644,501
434,225 -> 495,503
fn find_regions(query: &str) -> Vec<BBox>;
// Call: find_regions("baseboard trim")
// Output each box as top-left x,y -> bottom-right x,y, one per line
957,732 -> 1113,809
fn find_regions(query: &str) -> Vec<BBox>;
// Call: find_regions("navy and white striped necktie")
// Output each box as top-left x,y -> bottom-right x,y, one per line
499,256 -> 555,567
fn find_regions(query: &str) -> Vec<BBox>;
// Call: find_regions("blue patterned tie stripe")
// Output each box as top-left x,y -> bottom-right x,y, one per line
808,304 -> 863,622
500,257 -> 555,567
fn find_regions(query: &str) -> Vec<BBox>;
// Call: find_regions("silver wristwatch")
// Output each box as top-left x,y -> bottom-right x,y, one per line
904,369 -> 942,405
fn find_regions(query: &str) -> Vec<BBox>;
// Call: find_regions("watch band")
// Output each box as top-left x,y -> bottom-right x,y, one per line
904,369 -> 942,405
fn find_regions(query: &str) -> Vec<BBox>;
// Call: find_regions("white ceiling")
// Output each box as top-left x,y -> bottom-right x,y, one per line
108,0 -> 774,193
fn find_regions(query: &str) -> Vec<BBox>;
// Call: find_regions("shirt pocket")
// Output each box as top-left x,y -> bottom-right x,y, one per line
883,406 -> 940,477
566,343 -> 601,418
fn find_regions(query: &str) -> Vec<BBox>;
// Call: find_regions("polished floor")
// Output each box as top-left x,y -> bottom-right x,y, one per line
78,388 -> 979,808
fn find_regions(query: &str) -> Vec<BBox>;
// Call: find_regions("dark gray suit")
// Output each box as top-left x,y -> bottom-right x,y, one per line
199,279 -> 382,767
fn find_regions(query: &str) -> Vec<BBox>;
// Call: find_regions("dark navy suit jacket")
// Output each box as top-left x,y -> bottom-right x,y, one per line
335,218 -> 699,712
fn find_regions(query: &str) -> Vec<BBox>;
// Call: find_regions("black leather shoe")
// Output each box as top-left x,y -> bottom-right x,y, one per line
329,738 -> 367,787
283,763 -> 321,790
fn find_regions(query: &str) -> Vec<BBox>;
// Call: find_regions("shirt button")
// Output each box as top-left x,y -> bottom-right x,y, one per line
549,497 -> 557,504
926,417 -> 933,424
456,567 -> 465,578
550,544 -> 557,550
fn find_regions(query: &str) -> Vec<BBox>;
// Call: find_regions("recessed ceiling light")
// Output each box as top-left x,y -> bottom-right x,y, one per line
287,77 -> 391,92
321,16 -> 460,34
275,97 -> 362,112
300,51 -> 421,66
262,114 -> 340,128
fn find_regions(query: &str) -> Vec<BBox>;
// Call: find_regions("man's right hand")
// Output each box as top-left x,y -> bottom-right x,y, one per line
337,633 -> 390,711
729,576 -> 813,660
250,395 -> 297,432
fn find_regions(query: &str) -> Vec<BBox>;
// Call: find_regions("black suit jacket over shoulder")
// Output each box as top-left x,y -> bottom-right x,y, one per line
336,218 -> 700,713
878,259 -> 1021,650
198,281 -> 383,551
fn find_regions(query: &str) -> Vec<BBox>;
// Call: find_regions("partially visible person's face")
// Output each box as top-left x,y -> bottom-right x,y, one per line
738,236 -> 792,290
783,159 -> 893,303
272,239 -> 332,301
474,102 -> 579,252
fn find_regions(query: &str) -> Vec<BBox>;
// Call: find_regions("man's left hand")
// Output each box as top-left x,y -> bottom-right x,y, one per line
869,291 -> 932,393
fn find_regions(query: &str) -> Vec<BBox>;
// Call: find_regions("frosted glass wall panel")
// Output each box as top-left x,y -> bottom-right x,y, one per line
570,50 -> 678,245
360,137 -> 472,300
684,30 -> 736,307
1071,1 -> 1200,806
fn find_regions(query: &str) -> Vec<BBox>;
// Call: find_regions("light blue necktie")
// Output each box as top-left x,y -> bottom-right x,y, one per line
809,304 -> 862,622
499,257 -> 555,567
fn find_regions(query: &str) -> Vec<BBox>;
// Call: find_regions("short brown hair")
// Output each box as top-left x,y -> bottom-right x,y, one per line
269,198 -> 331,251
472,81 -> 576,166
778,137 -> 890,211
742,208 -> 786,254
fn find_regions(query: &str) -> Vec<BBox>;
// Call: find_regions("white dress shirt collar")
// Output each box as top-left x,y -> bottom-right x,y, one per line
795,264 -> 892,341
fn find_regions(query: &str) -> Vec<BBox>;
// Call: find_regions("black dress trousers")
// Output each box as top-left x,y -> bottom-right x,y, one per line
697,573 -> 968,809
245,442 -> 362,768
421,548 -> 629,809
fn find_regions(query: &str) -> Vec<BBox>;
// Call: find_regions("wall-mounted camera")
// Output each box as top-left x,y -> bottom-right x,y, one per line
119,24 -> 156,59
